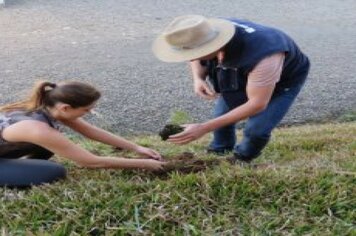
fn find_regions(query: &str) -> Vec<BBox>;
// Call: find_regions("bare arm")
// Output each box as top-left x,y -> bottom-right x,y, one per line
169,53 -> 284,144
189,60 -> 216,100
203,53 -> 285,130
190,60 -> 208,80
63,118 -> 139,151
62,118 -> 161,160
2,120 -> 163,170
168,84 -> 276,144
202,84 -> 275,131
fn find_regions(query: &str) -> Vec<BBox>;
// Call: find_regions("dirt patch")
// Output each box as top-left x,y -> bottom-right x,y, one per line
154,152 -> 222,175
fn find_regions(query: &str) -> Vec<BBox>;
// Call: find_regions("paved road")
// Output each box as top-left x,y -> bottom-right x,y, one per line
0,0 -> 355,134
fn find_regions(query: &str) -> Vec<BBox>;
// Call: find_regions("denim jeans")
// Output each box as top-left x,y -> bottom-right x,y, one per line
0,158 -> 66,187
209,80 -> 306,160
0,147 -> 65,187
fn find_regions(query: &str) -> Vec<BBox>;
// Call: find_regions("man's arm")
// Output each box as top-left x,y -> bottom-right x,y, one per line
168,53 -> 285,144
189,60 -> 216,100
190,60 -> 208,80
202,53 -> 285,131
202,85 -> 275,132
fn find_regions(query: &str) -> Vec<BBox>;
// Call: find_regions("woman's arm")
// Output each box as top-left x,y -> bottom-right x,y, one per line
62,118 -> 161,160
63,118 -> 139,151
2,120 -> 164,170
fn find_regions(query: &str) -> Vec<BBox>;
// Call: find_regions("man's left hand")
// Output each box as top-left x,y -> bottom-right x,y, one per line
168,123 -> 208,145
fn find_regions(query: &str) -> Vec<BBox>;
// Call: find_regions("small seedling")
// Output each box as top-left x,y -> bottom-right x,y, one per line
159,124 -> 184,141
159,110 -> 192,141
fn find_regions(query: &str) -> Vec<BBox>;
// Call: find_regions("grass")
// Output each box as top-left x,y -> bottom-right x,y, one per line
338,111 -> 356,123
168,110 -> 193,125
0,121 -> 355,235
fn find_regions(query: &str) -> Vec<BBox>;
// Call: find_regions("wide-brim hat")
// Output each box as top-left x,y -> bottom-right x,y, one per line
152,15 -> 235,63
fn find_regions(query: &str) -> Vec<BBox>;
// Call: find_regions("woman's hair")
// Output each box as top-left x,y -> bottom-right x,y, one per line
0,81 -> 101,112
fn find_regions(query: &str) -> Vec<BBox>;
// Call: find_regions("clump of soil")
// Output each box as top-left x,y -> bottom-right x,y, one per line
154,152 -> 222,175
159,124 -> 184,141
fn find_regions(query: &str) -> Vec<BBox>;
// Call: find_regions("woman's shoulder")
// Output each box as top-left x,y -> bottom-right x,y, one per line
5,109 -> 61,129
34,109 -> 61,130
0,110 -> 27,129
1,118 -> 60,144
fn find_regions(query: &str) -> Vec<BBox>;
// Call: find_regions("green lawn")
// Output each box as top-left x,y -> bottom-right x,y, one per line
1,122 -> 355,235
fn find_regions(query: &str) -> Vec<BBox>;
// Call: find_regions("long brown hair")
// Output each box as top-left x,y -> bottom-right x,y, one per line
0,81 -> 101,112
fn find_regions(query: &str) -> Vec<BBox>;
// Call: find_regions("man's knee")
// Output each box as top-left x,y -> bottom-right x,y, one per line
234,135 -> 270,162
243,121 -> 272,140
209,124 -> 236,153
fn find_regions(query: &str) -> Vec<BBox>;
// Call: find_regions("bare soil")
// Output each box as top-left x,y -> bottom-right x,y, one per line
154,152 -> 222,175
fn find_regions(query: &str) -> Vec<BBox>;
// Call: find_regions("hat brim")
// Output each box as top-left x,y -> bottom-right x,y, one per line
152,18 -> 235,63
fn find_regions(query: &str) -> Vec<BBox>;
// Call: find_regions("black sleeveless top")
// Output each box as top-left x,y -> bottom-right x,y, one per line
0,110 -> 60,159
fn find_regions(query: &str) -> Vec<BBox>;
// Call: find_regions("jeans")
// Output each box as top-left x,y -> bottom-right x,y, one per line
0,147 -> 66,187
209,81 -> 306,161
0,159 -> 66,187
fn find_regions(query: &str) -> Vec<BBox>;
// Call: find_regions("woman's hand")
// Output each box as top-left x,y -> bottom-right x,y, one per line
168,123 -> 208,145
140,159 -> 166,171
135,146 -> 162,160
193,79 -> 217,100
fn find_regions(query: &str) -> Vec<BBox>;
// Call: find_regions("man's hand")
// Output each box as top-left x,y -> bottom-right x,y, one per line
193,79 -> 217,100
168,123 -> 208,144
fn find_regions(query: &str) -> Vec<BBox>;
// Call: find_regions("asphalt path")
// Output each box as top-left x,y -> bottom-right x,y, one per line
0,0 -> 355,134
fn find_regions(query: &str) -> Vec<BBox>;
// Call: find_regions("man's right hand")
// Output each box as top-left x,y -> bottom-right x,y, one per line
193,79 -> 217,100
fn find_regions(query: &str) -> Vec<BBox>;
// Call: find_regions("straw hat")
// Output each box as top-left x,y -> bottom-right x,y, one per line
152,15 -> 235,62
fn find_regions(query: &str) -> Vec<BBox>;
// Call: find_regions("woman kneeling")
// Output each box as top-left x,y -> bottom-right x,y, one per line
0,81 -> 164,187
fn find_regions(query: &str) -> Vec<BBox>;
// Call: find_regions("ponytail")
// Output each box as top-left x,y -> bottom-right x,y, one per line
28,81 -> 57,111
0,80 -> 100,112
0,81 -> 56,112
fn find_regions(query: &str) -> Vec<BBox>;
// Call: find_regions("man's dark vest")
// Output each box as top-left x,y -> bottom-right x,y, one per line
203,18 -> 310,109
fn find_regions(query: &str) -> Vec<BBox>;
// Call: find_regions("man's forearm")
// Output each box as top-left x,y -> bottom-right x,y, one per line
189,60 -> 208,80
202,101 -> 266,132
